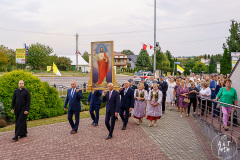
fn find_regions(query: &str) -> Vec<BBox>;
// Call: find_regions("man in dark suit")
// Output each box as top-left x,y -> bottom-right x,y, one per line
119,81 -> 134,130
87,90 -> 102,126
64,81 -> 83,134
158,76 -> 168,114
209,75 -> 218,115
128,79 -> 137,90
103,83 -> 120,140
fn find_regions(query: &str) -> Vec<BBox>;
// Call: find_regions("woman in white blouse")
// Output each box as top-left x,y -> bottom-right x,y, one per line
166,77 -> 176,110
146,83 -> 162,127
199,82 -> 211,116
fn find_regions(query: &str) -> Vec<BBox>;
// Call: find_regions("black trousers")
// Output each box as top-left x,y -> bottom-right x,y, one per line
105,111 -> 116,137
162,96 -> 166,112
201,100 -> 212,116
15,110 -> 28,137
119,106 -> 130,127
188,98 -> 197,114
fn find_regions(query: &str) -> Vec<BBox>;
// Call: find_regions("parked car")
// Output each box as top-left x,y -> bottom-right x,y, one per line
133,71 -> 154,84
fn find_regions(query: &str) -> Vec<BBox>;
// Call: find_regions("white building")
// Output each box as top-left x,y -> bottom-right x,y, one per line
60,55 -> 91,73
201,58 -> 210,66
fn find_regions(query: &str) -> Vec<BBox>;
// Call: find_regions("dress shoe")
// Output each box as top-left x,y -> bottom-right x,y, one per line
12,137 -> 18,142
93,123 -> 98,126
71,131 -> 77,134
106,135 -> 112,140
70,128 -> 74,133
92,121 -> 95,125
19,135 -> 27,138
122,126 -> 126,130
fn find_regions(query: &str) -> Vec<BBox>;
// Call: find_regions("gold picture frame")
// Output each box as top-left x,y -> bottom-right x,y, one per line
87,41 -> 118,92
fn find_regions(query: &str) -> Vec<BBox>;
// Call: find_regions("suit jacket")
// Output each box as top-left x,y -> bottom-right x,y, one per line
119,87 -> 134,108
103,90 -> 120,114
209,80 -> 217,98
87,90 -> 102,106
130,85 -> 137,90
158,81 -> 168,98
64,88 -> 83,111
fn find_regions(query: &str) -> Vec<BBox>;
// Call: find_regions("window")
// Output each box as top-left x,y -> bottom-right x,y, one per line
121,59 -> 124,62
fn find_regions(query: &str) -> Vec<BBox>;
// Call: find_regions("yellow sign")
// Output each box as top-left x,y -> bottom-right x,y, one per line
167,72 -> 171,76
16,49 -> 26,59
47,66 -> 52,71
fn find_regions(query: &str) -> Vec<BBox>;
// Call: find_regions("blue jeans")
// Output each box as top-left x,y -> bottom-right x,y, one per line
89,105 -> 100,124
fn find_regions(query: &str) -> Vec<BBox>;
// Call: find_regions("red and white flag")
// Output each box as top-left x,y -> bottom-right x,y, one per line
150,45 -> 153,49
76,51 -> 81,55
143,44 -> 147,50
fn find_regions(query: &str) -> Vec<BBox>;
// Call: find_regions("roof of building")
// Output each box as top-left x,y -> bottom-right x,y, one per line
128,55 -> 138,62
58,55 -> 89,66
114,51 -> 126,56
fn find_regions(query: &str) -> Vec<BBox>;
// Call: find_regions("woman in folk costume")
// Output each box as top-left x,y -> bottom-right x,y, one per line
147,83 -> 163,127
133,83 -> 148,125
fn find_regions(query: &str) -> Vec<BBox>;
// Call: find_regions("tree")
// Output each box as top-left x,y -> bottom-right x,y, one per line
82,51 -> 89,63
204,54 -> 207,59
207,54 -> 211,59
209,55 -> 217,73
46,54 -> 58,66
0,49 -> 9,66
220,48 -> 231,75
121,49 -> 134,55
0,45 -> 16,66
26,43 -> 53,70
192,61 -> 208,73
221,21 -> 240,74
55,57 -> 72,71
135,49 -> 151,69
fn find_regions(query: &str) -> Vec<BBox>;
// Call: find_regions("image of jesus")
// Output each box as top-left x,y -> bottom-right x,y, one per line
94,47 -> 109,85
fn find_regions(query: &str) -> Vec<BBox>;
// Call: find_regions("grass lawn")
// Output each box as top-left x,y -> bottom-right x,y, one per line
0,107 -> 106,133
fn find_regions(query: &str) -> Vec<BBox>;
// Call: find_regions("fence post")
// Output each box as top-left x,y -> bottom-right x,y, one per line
205,99 -> 207,121
211,101 -> 214,126
219,106 -> 222,133
230,109 -> 234,142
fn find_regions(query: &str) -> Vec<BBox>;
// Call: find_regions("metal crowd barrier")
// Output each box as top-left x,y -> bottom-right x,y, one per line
197,96 -> 240,142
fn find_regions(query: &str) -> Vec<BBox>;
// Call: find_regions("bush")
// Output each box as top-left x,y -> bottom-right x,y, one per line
0,100 -> 6,119
0,118 -> 7,128
0,70 -> 64,122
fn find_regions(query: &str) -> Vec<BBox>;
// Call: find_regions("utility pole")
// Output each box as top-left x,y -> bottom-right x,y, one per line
153,0 -> 156,74
76,33 -> 78,72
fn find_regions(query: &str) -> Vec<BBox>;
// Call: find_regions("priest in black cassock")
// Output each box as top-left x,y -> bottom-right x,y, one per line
11,80 -> 31,142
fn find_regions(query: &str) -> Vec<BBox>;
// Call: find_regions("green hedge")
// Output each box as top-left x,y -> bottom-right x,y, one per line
0,70 -> 64,122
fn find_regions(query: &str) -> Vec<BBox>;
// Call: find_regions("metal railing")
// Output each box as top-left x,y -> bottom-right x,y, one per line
50,83 -> 87,96
196,96 -> 240,142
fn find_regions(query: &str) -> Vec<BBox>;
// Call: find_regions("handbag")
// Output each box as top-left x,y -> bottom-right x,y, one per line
183,98 -> 190,103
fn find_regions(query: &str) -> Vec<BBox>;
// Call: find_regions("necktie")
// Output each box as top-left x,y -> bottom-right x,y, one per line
71,89 -> 75,98
124,89 -> 127,95
109,91 -> 111,99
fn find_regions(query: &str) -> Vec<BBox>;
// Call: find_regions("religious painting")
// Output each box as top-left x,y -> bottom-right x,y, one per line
91,41 -> 113,88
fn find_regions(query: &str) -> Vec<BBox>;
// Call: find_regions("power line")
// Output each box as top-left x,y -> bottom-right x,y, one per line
0,20 -> 230,37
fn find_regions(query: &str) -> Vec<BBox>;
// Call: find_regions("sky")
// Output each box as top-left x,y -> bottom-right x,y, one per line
0,0 -> 240,57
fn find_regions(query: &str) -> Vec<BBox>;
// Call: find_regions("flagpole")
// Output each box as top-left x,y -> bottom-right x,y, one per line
53,68 -> 54,86
153,0 -> 156,74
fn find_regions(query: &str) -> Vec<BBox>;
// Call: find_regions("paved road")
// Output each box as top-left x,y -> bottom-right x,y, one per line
39,75 -> 132,88
0,107 -> 218,160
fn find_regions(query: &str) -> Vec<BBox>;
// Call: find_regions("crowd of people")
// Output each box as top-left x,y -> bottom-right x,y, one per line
10,73 -> 238,141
